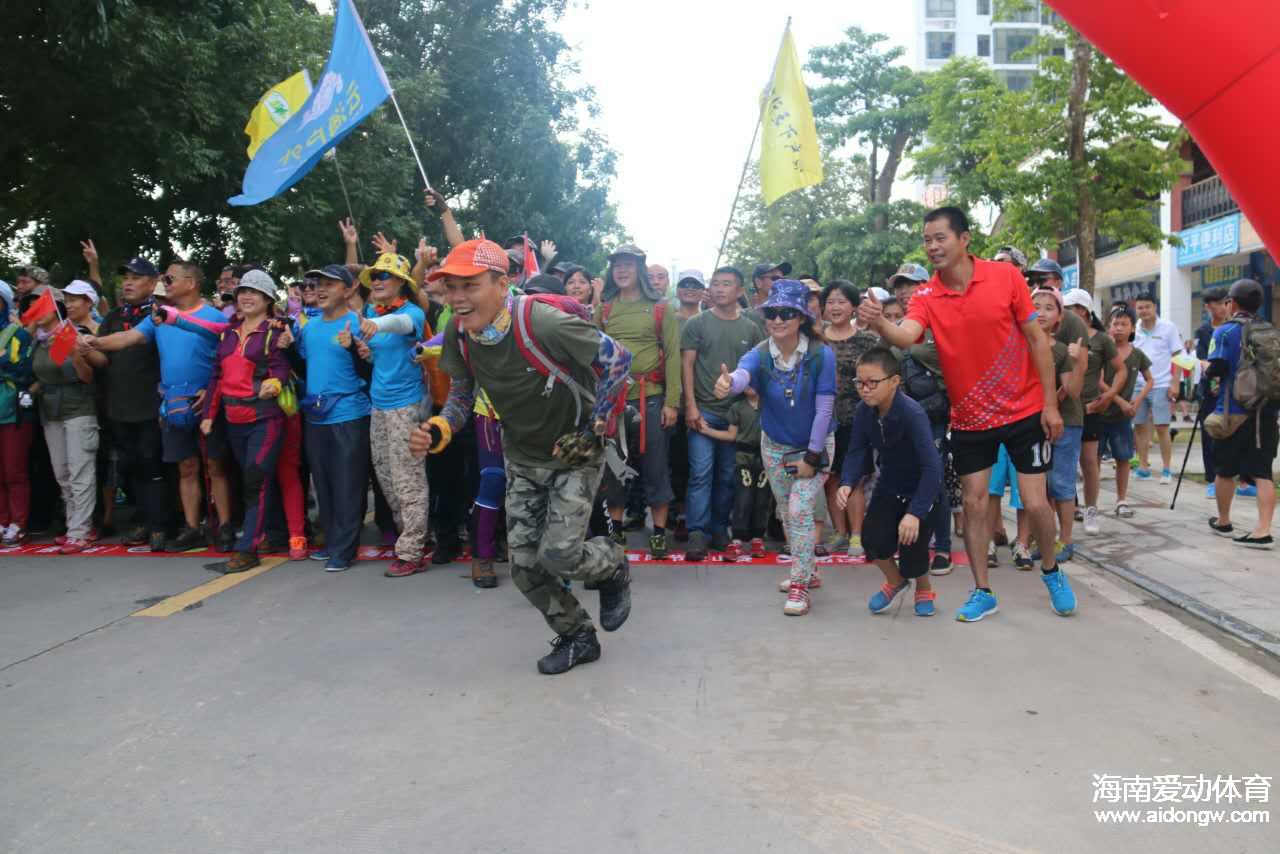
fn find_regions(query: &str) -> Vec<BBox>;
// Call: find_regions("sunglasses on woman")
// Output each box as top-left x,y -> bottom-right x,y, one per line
762,307 -> 802,322
369,271 -> 395,282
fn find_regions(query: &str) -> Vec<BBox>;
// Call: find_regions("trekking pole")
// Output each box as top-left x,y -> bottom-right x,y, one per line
1170,404 -> 1205,511
200,432 -> 219,549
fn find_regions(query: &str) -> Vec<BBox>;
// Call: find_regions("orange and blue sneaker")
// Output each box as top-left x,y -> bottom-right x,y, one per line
869,581 -> 908,614
914,589 -> 936,617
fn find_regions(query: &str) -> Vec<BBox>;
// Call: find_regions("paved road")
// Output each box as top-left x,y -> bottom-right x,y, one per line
2,549 -> 1278,853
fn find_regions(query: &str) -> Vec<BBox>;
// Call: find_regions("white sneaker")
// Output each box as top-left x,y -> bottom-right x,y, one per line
1083,506 -> 1100,535
0,523 -> 16,544
1100,465 -> 1115,480
1159,469 -> 1172,485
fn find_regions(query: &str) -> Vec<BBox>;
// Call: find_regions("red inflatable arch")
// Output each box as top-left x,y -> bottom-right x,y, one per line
1047,0 -> 1280,258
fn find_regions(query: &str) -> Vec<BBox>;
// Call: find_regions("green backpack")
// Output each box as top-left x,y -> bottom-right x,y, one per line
1232,317 -> 1280,410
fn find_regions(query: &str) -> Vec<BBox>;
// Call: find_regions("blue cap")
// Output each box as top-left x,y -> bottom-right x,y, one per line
1027,258 -> 1064,278
117,256 -> 160,278
305,264 -> 355,288
761,278 -> 814,319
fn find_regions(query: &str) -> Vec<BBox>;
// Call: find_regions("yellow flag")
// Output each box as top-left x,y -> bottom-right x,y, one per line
759,27 -> 823,206
244,70 -> 313,160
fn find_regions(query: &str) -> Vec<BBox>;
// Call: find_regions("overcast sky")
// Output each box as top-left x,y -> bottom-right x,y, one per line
555,0 -> 916,274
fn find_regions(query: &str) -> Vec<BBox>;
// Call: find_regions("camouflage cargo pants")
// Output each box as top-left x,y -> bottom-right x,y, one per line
370,405 -> 430,563
506,459 -> 625,636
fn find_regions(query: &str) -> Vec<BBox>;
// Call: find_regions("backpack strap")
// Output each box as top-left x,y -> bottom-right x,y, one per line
511,295 -> 595,425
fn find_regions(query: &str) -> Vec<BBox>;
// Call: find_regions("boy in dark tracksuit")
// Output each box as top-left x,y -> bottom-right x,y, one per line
725,390 -> 771,558
836,347 -> 942,617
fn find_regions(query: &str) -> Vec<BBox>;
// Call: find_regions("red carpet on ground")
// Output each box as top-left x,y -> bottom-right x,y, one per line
0,542 -> 971,567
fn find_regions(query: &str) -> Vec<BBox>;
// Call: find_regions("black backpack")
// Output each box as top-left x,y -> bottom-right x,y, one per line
900,353 -> 949,424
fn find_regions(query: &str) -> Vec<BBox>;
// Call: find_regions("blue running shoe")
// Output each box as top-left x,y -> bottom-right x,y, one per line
955,589 -> 998,622
1055,543 -> 1075,562
1042,570 -> 1077,616
1134,468 -> 1152,480
308,549 -> 330,562
1237,484 -> 1258,498
914,591 -> 936,617
869,581 -> 908,614
1206,483 -> 1216,499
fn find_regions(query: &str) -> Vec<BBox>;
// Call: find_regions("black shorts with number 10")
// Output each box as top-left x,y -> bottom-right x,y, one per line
951,412 -> 1053,478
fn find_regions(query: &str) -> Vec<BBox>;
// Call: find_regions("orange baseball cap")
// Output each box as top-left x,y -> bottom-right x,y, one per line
426,239 -> 510,282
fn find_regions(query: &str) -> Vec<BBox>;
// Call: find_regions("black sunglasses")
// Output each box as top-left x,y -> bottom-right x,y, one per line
762,307 -> 802,322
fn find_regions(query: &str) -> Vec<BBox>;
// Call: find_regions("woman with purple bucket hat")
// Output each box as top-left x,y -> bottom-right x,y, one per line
715,279 -> 836,616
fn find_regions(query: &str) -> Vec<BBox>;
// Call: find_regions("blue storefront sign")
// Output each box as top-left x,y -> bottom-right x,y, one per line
1061,264 -> 1079,292
1176,212 -> 1241,267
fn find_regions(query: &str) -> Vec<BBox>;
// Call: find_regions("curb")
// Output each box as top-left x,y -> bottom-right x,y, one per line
1074,545 -> 1280,660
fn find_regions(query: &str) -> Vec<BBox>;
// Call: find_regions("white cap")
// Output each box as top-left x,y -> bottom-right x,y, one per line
868,286 -> 892,302
676,269 -> 706,288
1062,289 -> 1093,312
236,269 -> 277,299
63,279 -> 98,302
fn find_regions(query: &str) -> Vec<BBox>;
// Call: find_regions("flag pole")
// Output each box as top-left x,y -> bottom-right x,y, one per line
712,116 -> 762,274
711,17 -> 793,274
388,88 -> 433,193
330,149 -> 362,263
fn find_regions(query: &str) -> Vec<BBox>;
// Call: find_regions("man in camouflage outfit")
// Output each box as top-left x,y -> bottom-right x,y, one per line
410,239 -> 634,675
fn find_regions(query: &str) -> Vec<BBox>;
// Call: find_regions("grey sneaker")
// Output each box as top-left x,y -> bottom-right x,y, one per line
685,530 -> 708,562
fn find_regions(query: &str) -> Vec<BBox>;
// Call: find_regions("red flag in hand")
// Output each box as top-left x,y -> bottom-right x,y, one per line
20,289 -> 56,326
49,322 -> 79,365
521,233 -> 539,283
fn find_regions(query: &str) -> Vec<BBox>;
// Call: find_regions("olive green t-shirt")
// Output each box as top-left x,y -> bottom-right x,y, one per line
596,298 -> 682,406
680,309 -> 764,419
1056,309 -> 1088,350
728,397 -> 761,448
440,303 -> 601,469
1082,328 -> 1119,404
33,339 -> 96,422
1102,347 -> 1152,422
1051,340 -> 1084,427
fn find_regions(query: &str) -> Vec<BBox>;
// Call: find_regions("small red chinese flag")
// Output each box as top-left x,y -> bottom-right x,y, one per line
49,322 -> 79,365
20,289 -> 56,326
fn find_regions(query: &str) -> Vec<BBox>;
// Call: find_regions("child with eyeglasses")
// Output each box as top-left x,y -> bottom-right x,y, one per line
836,347 -> 943,617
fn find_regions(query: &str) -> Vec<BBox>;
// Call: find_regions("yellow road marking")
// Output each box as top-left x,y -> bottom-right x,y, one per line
132,557 -> 287,618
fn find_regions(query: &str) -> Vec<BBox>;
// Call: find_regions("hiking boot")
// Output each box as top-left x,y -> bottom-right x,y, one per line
783,583 -> 811,616
685,531 -> 708,562
648,531 -> 669,559
149,531 -> 167,552
597,556 -> 632,632
778,569 -> 822,592
709,530 -> 731,552
385,558 -> 429,578
537,627 -> 601,675
167,526 -> 206,553
471,558 -> 498,589
123,525 -> 149,546
223,551 -> 261,574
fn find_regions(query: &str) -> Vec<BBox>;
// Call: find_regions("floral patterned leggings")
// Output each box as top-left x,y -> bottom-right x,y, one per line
761,433 -> 832,587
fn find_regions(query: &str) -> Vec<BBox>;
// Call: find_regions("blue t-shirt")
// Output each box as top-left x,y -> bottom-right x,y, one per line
1210,320 -> 1247,415
737,342 -> 836,448
363,302 -> 424,410
136,304 -> 224,391
296,311 -> 372,425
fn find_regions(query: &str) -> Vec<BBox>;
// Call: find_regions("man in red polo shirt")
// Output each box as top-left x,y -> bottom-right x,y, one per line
859,207 -> 1077,622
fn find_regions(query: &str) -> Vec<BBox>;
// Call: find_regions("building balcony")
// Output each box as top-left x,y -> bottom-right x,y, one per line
1181,175 -> 1240,229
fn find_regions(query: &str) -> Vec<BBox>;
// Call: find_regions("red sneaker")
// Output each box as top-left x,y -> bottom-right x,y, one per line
384,558 -> 428,578
749,538 -> 767,558
722,540 -> 744,560
288,536 -> 309,561
59,538 -> 89,555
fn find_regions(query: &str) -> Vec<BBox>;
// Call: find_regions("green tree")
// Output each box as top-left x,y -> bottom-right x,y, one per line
912,4 -> 1185,293
806,27 -> 929,231
1,0 -> 623,291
